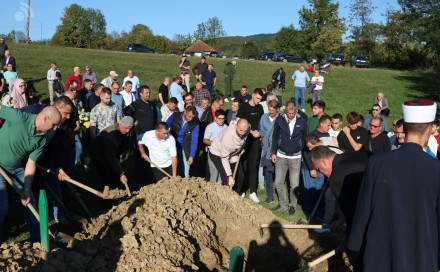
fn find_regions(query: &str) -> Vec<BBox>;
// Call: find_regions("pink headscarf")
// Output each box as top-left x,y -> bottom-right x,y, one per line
11,78 -> 28,109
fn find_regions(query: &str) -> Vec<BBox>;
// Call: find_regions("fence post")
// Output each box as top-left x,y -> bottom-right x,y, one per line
38,189 -> 50,253
229,246 -> 244,272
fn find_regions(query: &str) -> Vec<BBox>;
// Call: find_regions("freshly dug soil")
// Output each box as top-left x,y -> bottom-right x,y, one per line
102,185 -> 128,199
0,177 -> 333,271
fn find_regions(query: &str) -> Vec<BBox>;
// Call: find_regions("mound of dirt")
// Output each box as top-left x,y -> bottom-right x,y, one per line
1,177 -> 329,271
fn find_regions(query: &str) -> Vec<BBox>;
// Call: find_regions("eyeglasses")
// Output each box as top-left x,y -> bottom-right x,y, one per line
184,99 -> 193,102
370,123 -> 381,128
217,117 -> 225,120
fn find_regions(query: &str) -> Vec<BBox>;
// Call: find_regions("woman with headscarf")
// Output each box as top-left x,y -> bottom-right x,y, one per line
10,78 -> 28,109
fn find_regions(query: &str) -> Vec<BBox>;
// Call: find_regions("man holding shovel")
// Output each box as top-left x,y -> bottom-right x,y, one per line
0,105 -> 62,242
138,122 -> 178,183
89,116 -> 133,190
209,119 -> 250,188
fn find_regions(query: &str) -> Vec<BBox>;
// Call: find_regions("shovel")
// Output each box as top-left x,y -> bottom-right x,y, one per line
0,167 -> 73,242
143,156 -> 173,179
37,165 -> 125,200
258,223 -> 324,237
294,246 -> 343,272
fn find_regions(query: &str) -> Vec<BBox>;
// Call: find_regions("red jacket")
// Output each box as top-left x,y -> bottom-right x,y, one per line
65,74 -> 82,91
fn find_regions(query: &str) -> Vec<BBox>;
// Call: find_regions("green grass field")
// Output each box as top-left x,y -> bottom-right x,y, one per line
13,43 -> 440,123
3,43 -> 439,243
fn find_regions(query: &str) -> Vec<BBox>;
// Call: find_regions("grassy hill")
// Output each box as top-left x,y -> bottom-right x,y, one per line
12,43 -> 439,122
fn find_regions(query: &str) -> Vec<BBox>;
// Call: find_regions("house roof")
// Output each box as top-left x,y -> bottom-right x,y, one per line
185,40 -> 216,53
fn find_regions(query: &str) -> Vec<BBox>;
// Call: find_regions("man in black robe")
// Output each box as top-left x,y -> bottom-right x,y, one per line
310,146 -> 371,271
347,99 -> 440,272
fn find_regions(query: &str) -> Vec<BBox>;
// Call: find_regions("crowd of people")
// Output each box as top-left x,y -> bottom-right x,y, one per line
1,48 -> 440,271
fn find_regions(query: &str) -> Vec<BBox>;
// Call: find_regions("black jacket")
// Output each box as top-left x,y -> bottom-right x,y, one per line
2,56 -> 16,72
271,113 -> 307,156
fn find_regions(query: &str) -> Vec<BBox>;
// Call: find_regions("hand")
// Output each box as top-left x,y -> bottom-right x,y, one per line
205,146 -> 209,152
271,154 -> 277,163
21,189 -> 31,206
227,176 -> 235,188
142,154 -> 150,162
120,174 -> 128,183
310,170 -> 317,178
56,167 -> 69,181
187,157 -> 194,165
343,126 -> 350,135
251,130 -> 260,138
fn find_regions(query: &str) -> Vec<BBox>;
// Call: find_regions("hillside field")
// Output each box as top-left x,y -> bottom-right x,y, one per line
12,43 -> 440,122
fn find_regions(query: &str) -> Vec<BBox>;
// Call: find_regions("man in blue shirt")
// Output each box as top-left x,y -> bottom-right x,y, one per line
292,65 -> 310,112
166,106 -> 199,177
201,64 -> 217,97
169,75 -> 186,111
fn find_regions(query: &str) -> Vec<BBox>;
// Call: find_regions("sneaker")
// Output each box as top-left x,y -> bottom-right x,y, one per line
301,108 -> 306,113
265,198 -> 274,204
240,192 -> 245,198
288,206 -> 296,216
272,204 -> 288,212
224,98 -> 229,102
249,192 -> 260,203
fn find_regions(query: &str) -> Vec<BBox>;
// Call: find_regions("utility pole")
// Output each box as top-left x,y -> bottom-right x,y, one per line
26,0 -> 30,44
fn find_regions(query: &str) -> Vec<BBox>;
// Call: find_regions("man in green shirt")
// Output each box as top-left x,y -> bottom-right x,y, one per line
0,105 -> 61,242
307,100 -> 326,134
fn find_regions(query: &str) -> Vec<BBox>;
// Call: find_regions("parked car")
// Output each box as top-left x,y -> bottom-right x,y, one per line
126,44 -> 156,53
351,56 -> 371,68
327,53 -> 347,66
209,51 -> 220,57
258,52 -> 275,61
273,52 -> 286,62
283,54 -> 307,63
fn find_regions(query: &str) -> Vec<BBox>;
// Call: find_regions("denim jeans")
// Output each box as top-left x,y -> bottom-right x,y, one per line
207,153 -> 221,183
294,86 -> 306,109
301,166 -> 326,220
0,166 -> 40,242
263,166 -> 275,201
312,90 -> 322,103
274,156 -> 301,208
177,149 -> 190,178
74,133 -> 83,163
258,166 -> 264,188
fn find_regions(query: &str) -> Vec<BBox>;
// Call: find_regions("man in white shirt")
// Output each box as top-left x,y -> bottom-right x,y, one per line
121,81 -> 136,107
329,113 -> 343,137
160,97 -> 178,122
309,70 -> 324,103
138,122 -> 177,182
123,69 -> 141,99
46,62 -> 59,105
101,71 -> 118,88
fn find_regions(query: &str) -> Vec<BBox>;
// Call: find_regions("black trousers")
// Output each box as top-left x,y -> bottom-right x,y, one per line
152,166 -> 172,183
235,136 -> 260,194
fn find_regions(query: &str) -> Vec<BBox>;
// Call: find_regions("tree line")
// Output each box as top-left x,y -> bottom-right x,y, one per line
2,1 -> 438,71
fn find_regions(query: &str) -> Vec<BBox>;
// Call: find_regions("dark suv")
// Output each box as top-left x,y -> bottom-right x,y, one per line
126,43 -> 156,53
327,53 -> 347,66
283,54 -> 306,63
258,52 -> 275,61
351,56 -> 371,68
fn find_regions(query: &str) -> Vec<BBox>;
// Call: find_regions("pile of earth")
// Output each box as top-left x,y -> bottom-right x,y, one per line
0,177 -> 333,271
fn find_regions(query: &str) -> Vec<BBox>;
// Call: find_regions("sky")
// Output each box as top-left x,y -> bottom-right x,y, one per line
1,0 -> 399,41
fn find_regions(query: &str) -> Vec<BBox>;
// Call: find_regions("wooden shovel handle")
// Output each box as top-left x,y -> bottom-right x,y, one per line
37,165 -> 104,198
122,180 -> 131,197
143,156 -> 173,179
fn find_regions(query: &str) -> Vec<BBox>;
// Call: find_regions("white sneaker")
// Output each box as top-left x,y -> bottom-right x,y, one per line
301,108 -> 306,113
249,192 -> 260,203
240,192 -> 245,198
224,98 -> 229,102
